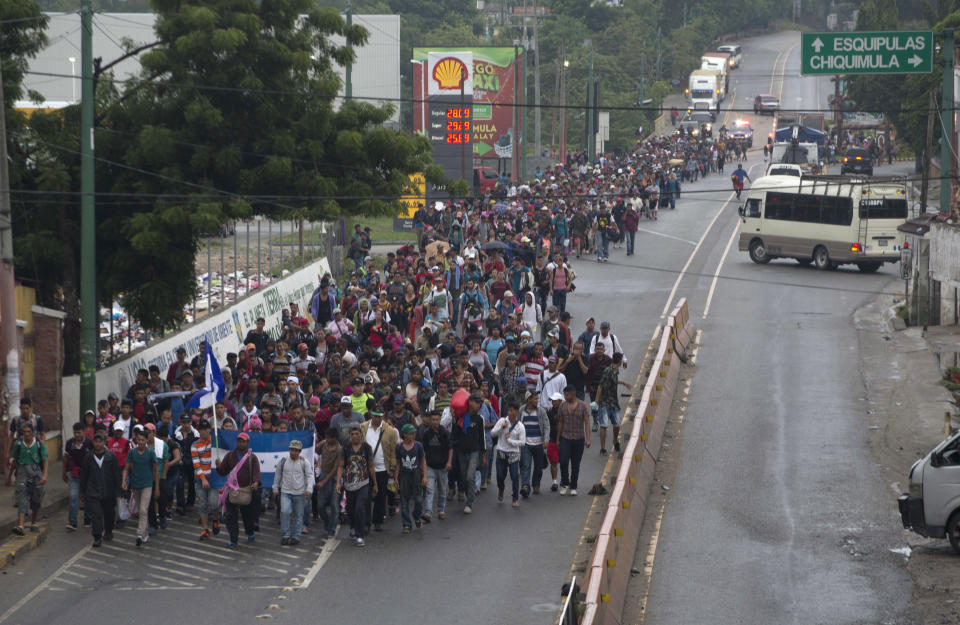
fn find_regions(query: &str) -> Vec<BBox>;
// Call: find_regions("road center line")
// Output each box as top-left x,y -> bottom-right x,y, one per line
0,545 -> 91,625
702,221 -> 740,319
660,190 -> 736,318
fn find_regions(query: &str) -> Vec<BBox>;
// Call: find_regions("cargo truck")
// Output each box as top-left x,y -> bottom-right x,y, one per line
686,69 -> 722,112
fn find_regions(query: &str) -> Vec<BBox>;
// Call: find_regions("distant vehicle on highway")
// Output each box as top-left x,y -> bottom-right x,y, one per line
840,147 -> 874,176
765,163 -> 802,176
899,431 -> 960,554
737,174 -> 907,272
728,119 -> 754,147
753,94 -> 780,115
677,111 -> 714,138
717,44 -> 742,68
473,166 -> 500,194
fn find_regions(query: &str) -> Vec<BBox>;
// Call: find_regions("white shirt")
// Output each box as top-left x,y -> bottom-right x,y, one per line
536,369 -> 567,410
491,418 -> 526,454
589,332 -> 628,366
365,421 -> 387,472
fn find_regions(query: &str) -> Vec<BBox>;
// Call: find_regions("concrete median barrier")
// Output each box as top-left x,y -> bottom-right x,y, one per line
572,297 -> 694,625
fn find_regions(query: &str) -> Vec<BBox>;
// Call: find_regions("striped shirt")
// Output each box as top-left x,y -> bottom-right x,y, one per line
433,394 -> 451,414
191,439 -> 213,478
523,355 -> 547,386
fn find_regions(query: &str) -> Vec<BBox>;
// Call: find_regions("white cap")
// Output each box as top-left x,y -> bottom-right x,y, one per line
550,392 -> 564,402
113,421 -> 126,431
341,396 -> 354,405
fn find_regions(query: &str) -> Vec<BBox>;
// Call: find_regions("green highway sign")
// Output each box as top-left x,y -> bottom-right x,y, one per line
800,30 -> 933,75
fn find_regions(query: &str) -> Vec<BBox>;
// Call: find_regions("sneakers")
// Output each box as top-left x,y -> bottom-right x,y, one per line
614,441 -> 621,452
438,511 -> 447,520
92,537 -> 102,547
66,524 -> 77,532
421,513 -> 432,524
570,489 -> 578,496
463,505 -> 472,515
211,521 -> 221,536
592,422 -> 599,433
136,536 -> 143,547
498,488 -> 504,502
520,485 -> 530,499
227,541 -> 238,549
148,526 -> 158,536
559,486 -> 570,496
551,482 -> 559,492
355,537 -> 366,547
402,526 -> 412,534
104,532 -> 113,541
301,526 -> 310,534
600,448 -> 608,456
247,534 -> 256,542
199,529 -> 211,541
281,537 -> 291,546
512,499 -> 519,508
289,538 -> 300,546
415,519 -> 421,529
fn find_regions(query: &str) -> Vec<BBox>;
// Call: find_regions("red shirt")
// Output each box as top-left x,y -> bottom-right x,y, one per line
108,436 -> 129,469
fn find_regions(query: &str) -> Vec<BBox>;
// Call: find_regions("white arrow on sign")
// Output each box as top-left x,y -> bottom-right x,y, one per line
811,37 -> 824,52
907,54 -> 923,67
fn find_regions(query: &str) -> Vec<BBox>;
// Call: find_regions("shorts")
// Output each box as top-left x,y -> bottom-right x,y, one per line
546,442 -> 559,464
15,476 -> 44,512
597,406 -> 620,428
194,480 -> 219,515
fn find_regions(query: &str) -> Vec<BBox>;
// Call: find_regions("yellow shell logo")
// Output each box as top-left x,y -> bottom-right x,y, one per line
432,57 -> 468,90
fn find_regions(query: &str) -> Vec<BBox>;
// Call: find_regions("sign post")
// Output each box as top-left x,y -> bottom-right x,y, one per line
800,31 -> 933,75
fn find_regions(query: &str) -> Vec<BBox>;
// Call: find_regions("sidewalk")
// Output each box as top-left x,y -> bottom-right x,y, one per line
0,476 -> 69,538
855,288 -> 960,625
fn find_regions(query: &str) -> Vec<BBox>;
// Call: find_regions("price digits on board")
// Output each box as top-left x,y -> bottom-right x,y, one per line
445,107 -> 472,144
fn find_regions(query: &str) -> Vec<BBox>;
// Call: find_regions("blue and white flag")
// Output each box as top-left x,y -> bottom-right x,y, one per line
209,430 -> 315,489
186,339 -> 226,410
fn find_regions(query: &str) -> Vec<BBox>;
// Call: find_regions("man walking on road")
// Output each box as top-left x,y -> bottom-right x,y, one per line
731,163 -> 751,199
274,439 -> 313,546
80,432 -> 121,547
595,353 -> 632,455
216,432 -> 261,547
557,386 -> 590,496
519,390 -> 550,497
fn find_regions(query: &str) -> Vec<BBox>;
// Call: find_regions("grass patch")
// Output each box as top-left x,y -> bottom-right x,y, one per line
362,215 -> 417,243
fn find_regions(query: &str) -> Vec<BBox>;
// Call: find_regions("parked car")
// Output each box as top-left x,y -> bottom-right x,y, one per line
840,148 -> 874,176
899,431 -> 960,554
473,166 -> 500,193
753,94 -> 780,115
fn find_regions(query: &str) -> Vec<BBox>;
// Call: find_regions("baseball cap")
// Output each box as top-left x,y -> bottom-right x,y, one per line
548,355 -> 558,363
144,423 -> 157,432
520,330 -> 531,338
297,343 -> 308,351
113,421 -> 126,431
525,389 -> 539,399
600,320 -> 611,329
286,375 -> 299,383
349,423 -> 362,432
393,395 -> 404,404
289,439 -> 303,450
179,414 -> 192,422
237,432 -> 250,441
401,423 -> 416,435
550,391 -> 564,402
197,419 -> 211,430
341,396 -> 354,405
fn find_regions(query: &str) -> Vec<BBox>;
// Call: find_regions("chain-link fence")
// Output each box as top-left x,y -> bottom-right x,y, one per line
98,218 -> 343,367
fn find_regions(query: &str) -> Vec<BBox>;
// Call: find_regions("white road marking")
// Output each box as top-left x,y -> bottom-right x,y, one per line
296,538 -> 340,589
660,191 -> 736,318
635,227 -> 697,246
0,545 -> 91,624
702,222 -> 740,319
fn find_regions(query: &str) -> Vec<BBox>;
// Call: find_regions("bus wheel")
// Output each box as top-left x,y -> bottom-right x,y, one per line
813,246 -> 831,271
748,239 -> 770,264
857,261 -> 881,273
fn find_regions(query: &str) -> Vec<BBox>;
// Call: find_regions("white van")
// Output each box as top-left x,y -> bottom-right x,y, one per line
700,53 -> 729,95
899,431 -> 960,553
717,44 -> 742,68
737,174 -> 907,271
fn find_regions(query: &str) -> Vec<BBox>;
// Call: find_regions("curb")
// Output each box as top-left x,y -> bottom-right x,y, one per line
0,492 -> 69,539
0,522 -> 51,570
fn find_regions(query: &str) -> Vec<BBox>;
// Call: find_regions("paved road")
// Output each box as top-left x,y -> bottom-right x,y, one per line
0,30 -> 917,625
631,31 -> 918,625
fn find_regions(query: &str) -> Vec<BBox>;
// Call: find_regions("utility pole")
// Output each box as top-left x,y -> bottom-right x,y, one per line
0,58 -> 21,432
532,0 -> 541,163
587,41 -> 595,163
559,44 -> 567,165
345,0 -> 353,100
656,26 -> 662,78
80,0 -> 97,414
940,29 -> 954,216
511,41 -> 520,184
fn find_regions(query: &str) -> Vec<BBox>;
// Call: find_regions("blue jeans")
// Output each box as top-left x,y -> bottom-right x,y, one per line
457,451 -> 480,506
625,230 -> 636,255
280,493 -> 305,540
68,475 -> 88,527
520,444 -> 547,490
424,467 -> 448,515
596,232 -> 609,259
316,475 -> 340,535
398,475 -> 424,528
495,453 -> 520,501
551,290 -> 567,313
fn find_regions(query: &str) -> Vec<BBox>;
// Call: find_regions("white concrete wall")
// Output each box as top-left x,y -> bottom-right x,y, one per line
930,222 -> 960,287
65,257 -> 330,414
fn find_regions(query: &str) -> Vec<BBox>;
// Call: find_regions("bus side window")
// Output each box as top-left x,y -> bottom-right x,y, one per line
745,198 -> 761,218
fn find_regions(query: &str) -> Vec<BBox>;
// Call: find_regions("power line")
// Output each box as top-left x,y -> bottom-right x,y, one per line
16,68 -> 952,115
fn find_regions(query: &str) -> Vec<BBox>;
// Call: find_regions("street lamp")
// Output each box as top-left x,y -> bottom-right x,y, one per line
68,56 -> 76,101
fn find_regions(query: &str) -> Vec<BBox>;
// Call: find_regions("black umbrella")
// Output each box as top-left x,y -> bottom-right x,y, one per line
481,240 -> 510,252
